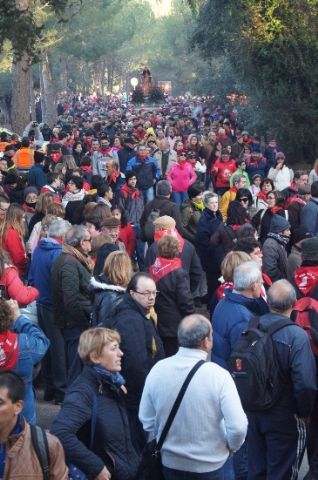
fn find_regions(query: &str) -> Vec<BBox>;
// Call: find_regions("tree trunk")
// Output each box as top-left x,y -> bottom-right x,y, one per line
11,51 -> 32,134
40,54 -> 56,127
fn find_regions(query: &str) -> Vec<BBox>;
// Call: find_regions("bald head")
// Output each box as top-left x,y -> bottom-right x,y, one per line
178,314 -> 211,350
267,280 -> 296,314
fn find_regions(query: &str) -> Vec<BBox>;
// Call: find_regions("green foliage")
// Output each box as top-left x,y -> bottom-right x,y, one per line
149,86 -> 165,103
131,86 -> 144,104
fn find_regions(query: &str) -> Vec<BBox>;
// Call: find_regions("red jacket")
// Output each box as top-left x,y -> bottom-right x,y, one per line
212,159 -> 236,188
119,224 -> 136,256
0,266 -> 38,306
2,227 -> 28,276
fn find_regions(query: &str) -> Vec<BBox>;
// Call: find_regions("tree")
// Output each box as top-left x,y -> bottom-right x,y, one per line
191,0 -> 318,162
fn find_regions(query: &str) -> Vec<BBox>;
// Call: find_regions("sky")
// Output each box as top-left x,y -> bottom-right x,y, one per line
147,0 -> 172,17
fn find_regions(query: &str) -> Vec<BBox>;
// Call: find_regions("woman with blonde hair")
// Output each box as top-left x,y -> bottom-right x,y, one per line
51,327 -> 139,480
90,251 -> 133,327
28,192 -> 54,235
0,203 -> 28,277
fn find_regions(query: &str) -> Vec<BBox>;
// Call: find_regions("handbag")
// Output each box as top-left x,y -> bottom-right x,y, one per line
68,388 -> 97,480
140,359 -> 205,480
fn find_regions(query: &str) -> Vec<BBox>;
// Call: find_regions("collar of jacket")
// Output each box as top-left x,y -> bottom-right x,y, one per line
90,275 -> 126,292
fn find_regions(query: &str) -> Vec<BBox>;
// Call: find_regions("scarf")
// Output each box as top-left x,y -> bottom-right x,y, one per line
154,228 -> 185,252
92,364 -> 125,387
108,170 -> 120,184
294,266 -> 318,296
257,191 -> 268,203
191,199 -> 204,211
270,206 -> 283,215
0,331 -> 19,370
62,244 -> 95,273
149,256 -> 182,282
62,189 -> 85,204
267,232 -> 290,246
121,183 -> 141,200
146,307 -> 158,357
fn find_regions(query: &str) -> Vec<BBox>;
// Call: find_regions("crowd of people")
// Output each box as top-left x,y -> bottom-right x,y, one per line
0,93 -> 317,479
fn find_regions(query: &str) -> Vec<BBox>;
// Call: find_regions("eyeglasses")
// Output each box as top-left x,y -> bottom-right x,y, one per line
134,290 -> 159,297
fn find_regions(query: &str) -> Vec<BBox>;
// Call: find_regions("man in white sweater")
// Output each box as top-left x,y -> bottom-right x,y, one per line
139,314 -> 248,479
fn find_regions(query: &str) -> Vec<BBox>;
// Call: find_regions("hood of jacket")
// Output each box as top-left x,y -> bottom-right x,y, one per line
38,238 -> 62,251
90,275 -> 126,293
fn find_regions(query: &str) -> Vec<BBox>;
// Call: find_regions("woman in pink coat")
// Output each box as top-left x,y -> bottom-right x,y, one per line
166,152 -> 197,205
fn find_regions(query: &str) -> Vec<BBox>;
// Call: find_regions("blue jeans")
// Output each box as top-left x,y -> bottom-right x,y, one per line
163,465 -> 225,480
141,186 -> 154,204
37,304 -> 67,401
172,191 -> 188,205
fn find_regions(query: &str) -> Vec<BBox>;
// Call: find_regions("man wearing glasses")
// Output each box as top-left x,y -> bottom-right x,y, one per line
110,272 -> 164,455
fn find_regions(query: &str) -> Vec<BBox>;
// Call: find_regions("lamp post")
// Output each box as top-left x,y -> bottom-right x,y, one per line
130,77 -> 138,91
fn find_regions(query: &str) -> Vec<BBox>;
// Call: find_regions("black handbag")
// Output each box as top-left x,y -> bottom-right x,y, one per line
140,359 -> 205,480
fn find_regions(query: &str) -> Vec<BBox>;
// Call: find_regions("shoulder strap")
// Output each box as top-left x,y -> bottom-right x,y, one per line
157,359 -> 205,450
30,424 -> 50,480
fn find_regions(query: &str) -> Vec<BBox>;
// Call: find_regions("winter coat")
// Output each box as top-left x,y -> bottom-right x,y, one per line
27,164 -> 47,189
3,418 -> 68,480
300,197 -> 318,235
107,174 -> 125,203
166,162 -> 196,193
180,199 -> 203,243
126,156 -> 161,190
118,147 -> 135,173
150,266 -> 195,338
245,156 -> 267,180
28,238 -> 62,308
51,252 -> 92,329
2,227 -> 28,276
252,207 -> 287,244
287,245 -> 302,278
0,265 -> 38,306
140,196 -> 186,241
109,294 -> 165,409
153,149 -> 177,177
219,188 -> 237,221
262,236 -> 288,282
92,150 -> 119,178
93,243 -> 120,277
119,224 -> 136,256
268,165 -> 294,191
90,275 -> 126,327
119,185 -> 144,225
51,366 -> 139,480
145,239 -> 202,294
195,208 -> 224,273
210,223 -> 237,256
212,291 -> 269,368
12,315 -> 50,423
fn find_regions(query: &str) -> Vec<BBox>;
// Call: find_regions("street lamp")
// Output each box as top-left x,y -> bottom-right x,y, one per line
130,77 -> 138,91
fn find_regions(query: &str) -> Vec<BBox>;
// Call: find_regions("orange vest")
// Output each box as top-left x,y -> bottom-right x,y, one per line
13,148 -> 34,169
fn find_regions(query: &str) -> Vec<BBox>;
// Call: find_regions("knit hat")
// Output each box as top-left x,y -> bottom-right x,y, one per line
270,214 -> 291,234
153,215 -> 176,230
24,186 -> 38,200
125,170 -> 137,182
101,217 -> 120,228
301,237 -> 318,260
188,185 -> 202,199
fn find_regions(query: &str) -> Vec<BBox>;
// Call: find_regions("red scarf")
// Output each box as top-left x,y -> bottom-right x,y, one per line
121,183 -> 141,199
108,170 -> 120,184
154,228 -> 185,252
270,206 -> 283,214
294,266 -> 318,296
257,191 -> 267,203
149,257 -> 182,282
0,331 -> 19,370
217,282 -> 233,300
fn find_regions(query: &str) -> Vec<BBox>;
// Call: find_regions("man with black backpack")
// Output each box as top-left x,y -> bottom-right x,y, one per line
0,371 -> 68,479
243,280 -> 316,479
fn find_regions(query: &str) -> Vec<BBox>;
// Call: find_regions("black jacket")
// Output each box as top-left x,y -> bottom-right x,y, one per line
51,252 -> 92,329
153,267 -> 195,338
145,239 -> 202,293
109,294 -> 165,409
140,195 -> 187,241
118,147 -> 135,173
51,366 -> 139,480
90,274 -> 126,326
195,208 -> 224,273
94,243 -> 120,276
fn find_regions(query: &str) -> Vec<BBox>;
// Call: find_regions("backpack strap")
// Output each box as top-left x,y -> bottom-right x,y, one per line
30,424 -> 50,480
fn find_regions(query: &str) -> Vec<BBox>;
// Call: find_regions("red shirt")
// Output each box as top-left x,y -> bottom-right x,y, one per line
212,159 -> 236,188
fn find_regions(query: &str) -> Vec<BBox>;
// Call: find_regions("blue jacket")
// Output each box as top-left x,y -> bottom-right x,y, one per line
12,315 -> 50,423
126,156 -> 161,190
51,366 -> 139,479
246,157 -> 267,180
27,164 -> 47,189
257,312 -> 316,417
195,208 -> 224,273
300,197 -> 318,235
28,239 -> 62,308
212,291 -> 269,368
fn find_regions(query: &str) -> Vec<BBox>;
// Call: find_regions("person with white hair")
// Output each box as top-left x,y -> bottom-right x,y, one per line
28,218 -> 72,404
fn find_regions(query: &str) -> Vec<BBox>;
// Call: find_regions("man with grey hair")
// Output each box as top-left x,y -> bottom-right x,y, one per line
140,179 -> 187,242
212,261 -> 269,368
51,225 -> 93,384
28,218 -> 71,404
139,314 -> 247,479
247,279 -> 316,479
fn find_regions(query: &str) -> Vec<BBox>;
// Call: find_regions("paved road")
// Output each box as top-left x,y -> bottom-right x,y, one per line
36,388 -> 309,479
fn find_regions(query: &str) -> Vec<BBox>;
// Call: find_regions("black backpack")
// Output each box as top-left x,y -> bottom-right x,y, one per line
228,316 -> 295,412
30,424 -> 50,480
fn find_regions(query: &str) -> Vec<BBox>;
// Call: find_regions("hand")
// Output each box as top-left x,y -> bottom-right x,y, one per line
6,299 -> 20,321
95,467 -> 111,480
